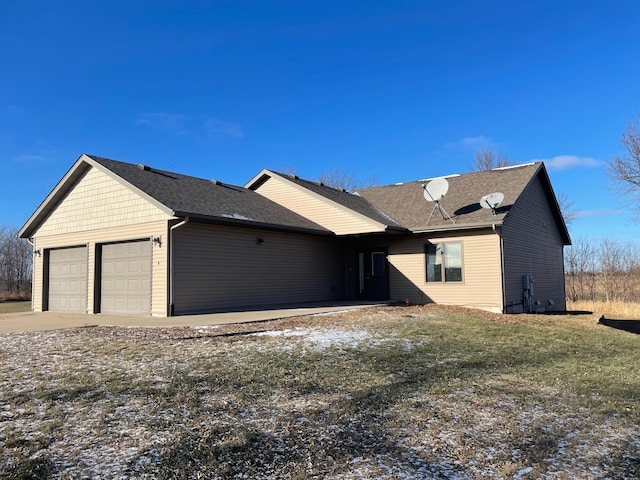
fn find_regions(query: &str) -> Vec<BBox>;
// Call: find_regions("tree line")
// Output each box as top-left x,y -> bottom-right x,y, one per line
2,225 -> 640,304
2,115 -> 638,302
565,237 -> 640,303
0,226 -> 32,296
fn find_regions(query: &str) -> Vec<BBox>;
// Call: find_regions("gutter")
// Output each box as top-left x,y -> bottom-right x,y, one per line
171,211 -> 331,236
169,217 -> 189,316
412,221 -> 504,234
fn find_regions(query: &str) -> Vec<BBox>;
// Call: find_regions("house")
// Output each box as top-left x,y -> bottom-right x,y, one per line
19,154 -> 570,316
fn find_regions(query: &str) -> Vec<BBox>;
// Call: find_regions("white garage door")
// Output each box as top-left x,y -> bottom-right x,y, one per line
101,240 -> 151,315
48,246 -> 88,312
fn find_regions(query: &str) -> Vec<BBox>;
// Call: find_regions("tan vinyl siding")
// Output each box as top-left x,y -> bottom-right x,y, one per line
172,223 -> 344,314
37,166 -> 171,236
31,240 -> 43,312
387,231 -> 503,312
254,175 -> 384,235
501,176 -> 566,312
31,221 -> 169,316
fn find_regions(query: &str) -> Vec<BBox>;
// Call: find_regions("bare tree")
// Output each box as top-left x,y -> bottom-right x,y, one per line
317,167 -> 377,191
620,242 -> 640,302
471,148 -> 511,171
565,236 -> 640,304
564,237 -> 598,301
556,192 -> 577,225
0,226 -> 32,295
598,238 -> 625,303
608,115 -> 640,212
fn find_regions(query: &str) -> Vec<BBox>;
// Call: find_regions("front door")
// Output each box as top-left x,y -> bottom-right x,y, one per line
356,248 -> 389,300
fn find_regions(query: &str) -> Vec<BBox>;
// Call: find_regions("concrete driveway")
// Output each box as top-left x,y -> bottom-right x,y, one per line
0,301 -> 381,334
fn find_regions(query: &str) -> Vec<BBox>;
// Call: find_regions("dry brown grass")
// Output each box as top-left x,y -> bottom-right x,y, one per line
0,300 -> 31,314
567,300 -> 640,319
0,292 -> 31,302
1,305 -> 638,478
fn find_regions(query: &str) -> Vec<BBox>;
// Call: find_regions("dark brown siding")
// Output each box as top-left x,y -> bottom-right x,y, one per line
501,175 -> 566,312
172,223 -> 345,314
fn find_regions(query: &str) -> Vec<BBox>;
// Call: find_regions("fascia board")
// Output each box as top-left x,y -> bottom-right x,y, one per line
82,155 -> 176,218
411,221 -> 503,234
244,168 -> 272,190
18,154 -> 176,239
19,155 -> 91,238
503,163 -> 571,246
174,212 -> 333,236
536,163 -> 572,245
265,170 -> 389,232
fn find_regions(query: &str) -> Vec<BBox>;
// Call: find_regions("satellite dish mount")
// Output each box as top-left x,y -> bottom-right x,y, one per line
479,192 -> 505,215
423,178 -> 455,225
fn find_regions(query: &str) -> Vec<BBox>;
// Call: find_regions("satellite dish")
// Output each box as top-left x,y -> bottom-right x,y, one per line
422,178 -> 455,225
480,192 -> 504,215
423,178 -> 449,202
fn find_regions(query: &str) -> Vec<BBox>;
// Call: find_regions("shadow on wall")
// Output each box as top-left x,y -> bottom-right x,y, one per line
387,262 -> 434,306
598,316 -> 640,335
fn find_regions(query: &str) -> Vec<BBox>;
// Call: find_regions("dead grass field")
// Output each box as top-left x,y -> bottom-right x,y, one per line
1,305 -> 638,479
0,301 -> 31,315
567,300 -> 640,320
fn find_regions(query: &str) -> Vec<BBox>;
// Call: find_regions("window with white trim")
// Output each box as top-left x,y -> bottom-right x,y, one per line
425,242 -> 463,282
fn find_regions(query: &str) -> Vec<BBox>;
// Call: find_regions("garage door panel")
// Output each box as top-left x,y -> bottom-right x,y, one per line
101,240 -> 151,315
48,246 -> 87,312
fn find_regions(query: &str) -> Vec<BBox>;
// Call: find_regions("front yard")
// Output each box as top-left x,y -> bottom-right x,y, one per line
1,305 -> 638,478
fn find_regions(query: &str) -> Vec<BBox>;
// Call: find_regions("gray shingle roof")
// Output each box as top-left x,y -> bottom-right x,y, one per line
20,153 -> 568,244
356,163 -> 546,231
87,155 -> 330,234
270,172 -> 406,230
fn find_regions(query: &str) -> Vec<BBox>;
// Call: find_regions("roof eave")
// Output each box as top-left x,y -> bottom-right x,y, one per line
19,155 -> 92,238
84,155 -> 175,217
537,163 -> 572,245
411,221 -> 504,234
258,170 -> 402,232
19,154 -> 178,239
172,211 -> 333,236
244,169 -> 272,190
509,163 -> 571,245
385,225 -> 411,233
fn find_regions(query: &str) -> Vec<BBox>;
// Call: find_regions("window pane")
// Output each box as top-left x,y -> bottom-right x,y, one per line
371,252 -> 386,276
444,243 -> 462,282
426,243 -> 442,282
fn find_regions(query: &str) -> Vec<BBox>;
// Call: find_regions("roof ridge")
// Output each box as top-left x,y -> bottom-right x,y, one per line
270,170 -> 353,194
87,154 -> 243,188
269,170 -> 405,229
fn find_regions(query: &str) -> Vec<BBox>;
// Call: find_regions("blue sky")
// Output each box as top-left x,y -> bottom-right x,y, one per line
1,0 -> 639,242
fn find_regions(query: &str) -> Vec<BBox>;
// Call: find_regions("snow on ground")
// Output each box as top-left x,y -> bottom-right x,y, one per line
250,326 -> 397,352
1,316 -> 638,479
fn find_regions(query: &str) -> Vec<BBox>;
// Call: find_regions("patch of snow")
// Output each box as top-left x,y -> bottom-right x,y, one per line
310,309 -> 352,316
220,213 -> 253,221
252,328 -> 309,337
194,325 -> 222,332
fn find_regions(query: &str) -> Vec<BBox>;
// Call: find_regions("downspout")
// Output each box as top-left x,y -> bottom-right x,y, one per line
169,217 -> 189,316
493,224 -> 507,313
